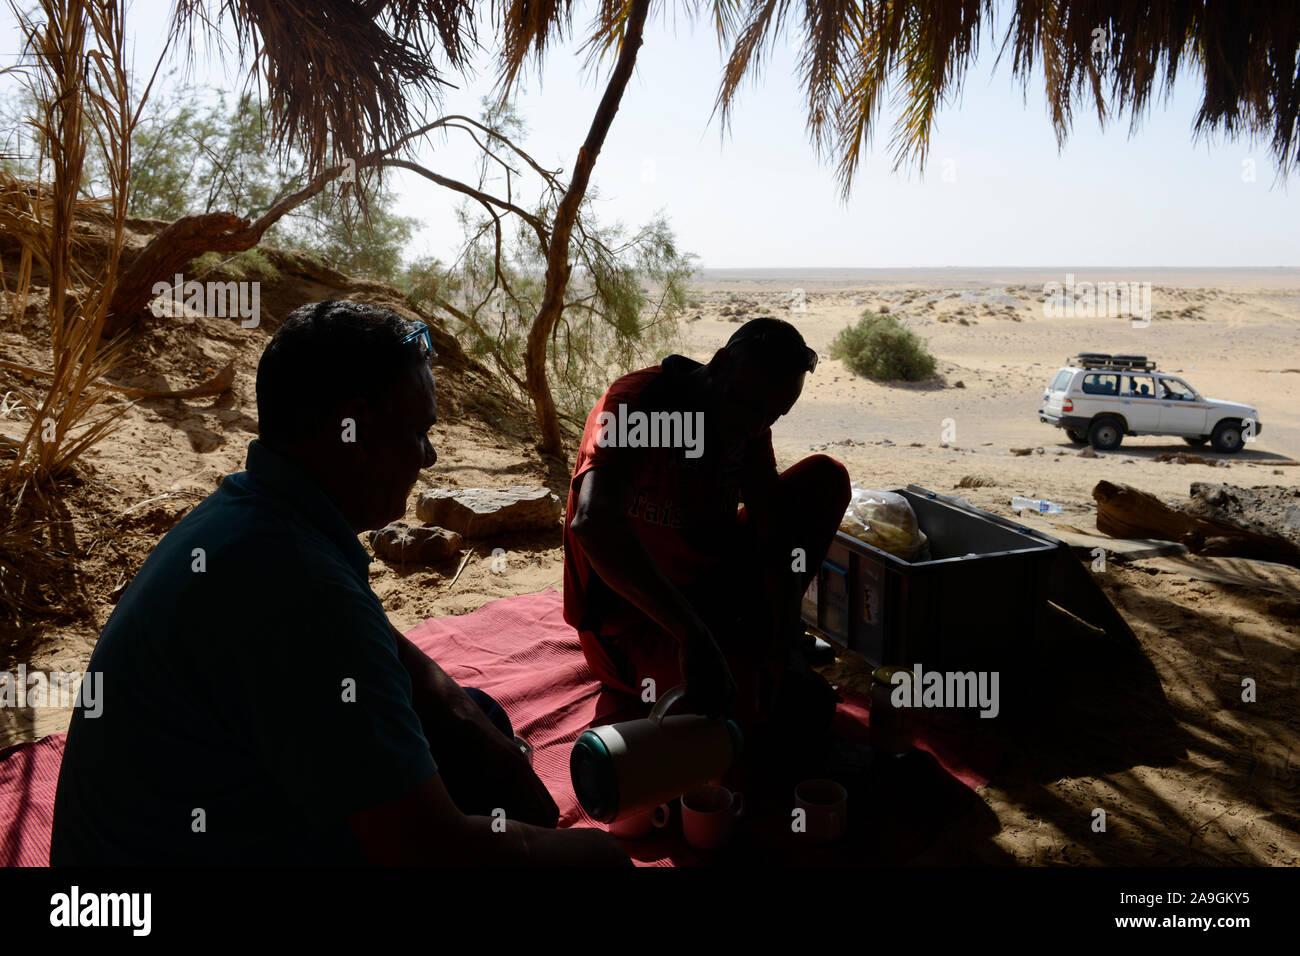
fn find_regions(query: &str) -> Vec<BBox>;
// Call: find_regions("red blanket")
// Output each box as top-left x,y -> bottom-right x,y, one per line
1,588 -> 997,867
0,734 -> 63,866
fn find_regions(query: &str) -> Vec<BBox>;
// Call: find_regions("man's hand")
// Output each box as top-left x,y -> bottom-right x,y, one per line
349,774 -> 632,866
479,734 -> 560,829
677,624 -> 738,720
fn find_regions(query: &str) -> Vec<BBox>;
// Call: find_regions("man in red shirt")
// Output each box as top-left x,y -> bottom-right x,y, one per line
564,319 -> 850,744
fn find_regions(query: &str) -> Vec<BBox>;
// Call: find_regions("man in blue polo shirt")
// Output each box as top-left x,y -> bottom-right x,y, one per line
51,300 -> 628,866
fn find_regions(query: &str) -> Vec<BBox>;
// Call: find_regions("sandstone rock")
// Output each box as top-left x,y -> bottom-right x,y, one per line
1078,446 -> 1098,458
369,522 -> 463,563
955,474 -> 997,488
416,486 -> 562,538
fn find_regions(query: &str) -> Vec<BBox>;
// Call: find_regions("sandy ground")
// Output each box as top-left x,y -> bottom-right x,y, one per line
2,266 -> 1297,866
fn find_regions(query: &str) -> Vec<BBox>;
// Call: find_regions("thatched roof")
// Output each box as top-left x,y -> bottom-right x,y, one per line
178,1 -> 1299,196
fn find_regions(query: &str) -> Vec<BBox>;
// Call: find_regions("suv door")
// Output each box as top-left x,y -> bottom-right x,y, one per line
1157,376 -> 1209,435
1077,372 -> 1121,424
1120,374 -> 1161,430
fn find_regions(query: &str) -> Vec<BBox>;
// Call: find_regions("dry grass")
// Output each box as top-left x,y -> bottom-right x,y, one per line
0,0 -> 143,621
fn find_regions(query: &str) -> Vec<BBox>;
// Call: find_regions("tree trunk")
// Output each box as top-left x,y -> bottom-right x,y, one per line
101,138 -> 414,339
525,0 -> 652,462
1092,480 -> 1300,568
103,212 -> 255,338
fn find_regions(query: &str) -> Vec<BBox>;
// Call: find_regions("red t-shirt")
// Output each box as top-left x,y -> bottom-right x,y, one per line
562,356 -> 777,658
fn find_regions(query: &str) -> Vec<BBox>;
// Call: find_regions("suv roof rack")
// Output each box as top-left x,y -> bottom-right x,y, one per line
1068,353 -> 1156,371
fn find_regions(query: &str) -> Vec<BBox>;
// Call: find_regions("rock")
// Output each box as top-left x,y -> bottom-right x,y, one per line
416,486 -> 562,538
1284,505 -> 1300,536
1155,452 -> 1220,467
1010,447 -> 1033,456
1078,446 -> 1098,458
369,522 -> 463,563
953,380 -> 966,388
955,474 -> 997,488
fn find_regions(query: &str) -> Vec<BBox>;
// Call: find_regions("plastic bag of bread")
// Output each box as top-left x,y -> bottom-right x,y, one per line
840,487 -> 930,561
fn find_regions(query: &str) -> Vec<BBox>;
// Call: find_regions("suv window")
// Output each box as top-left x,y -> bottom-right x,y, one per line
1081,373 -> 1119,395
1160,377 -> 1195,401
1124,374 -> 1156,398
1050,370 -> 1072,391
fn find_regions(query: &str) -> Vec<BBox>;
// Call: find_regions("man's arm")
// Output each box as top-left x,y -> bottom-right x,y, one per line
739,461 -> 803,661
347,773 -> 630,867
391,624 -> 559,828
569,466 -> 736,717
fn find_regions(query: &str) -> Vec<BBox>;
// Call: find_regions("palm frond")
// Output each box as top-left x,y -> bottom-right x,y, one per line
171,0 -> 478,182
712,0 -> 1299,198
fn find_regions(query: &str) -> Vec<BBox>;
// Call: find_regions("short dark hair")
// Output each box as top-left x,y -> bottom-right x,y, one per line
724,317 -> 816,376
256,300 -> 428,443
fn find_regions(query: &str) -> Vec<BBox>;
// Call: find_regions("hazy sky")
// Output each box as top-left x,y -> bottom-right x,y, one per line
4,1 -> 1297,268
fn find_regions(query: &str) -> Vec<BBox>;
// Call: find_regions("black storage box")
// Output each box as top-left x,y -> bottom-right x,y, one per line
801,485 -> 1059,676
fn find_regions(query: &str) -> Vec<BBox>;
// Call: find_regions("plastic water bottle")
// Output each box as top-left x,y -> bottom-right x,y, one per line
1011,496 -> 1062,514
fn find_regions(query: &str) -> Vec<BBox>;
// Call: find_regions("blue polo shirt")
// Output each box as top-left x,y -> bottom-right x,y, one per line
50,439 -> 438,865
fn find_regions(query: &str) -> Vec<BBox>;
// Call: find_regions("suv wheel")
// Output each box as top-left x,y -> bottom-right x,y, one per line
1211,420 -> 1244,454
1183,436 -> 1208,447
1065,428 -> 1087,444
1088,418 -> 1123,451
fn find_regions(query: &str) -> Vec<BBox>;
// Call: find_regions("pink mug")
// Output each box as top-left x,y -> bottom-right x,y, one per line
681,785 -> 743,851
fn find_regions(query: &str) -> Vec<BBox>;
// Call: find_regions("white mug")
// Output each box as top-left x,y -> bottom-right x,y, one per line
607,803 -> 671,839
795,778 -> 847,844
681,785 -> 743,851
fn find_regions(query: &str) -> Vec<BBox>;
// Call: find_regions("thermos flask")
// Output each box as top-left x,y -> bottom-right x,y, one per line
570,685 -> 743,823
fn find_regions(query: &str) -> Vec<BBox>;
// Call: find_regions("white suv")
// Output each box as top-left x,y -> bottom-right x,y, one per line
1038,354 -> 1261,453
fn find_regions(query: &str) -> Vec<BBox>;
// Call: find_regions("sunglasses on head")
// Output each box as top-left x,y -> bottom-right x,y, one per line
401,321 -> 437,361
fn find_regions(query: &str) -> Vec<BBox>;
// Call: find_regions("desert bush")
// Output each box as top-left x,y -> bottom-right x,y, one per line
830,311 -> 936,381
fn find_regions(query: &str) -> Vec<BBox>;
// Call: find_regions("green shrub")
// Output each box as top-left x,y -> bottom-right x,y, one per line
186,248 -> 280,282
830,311 -> 937,381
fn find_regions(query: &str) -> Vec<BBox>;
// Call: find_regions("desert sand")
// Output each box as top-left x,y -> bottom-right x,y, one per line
2,265 -> 1297,865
